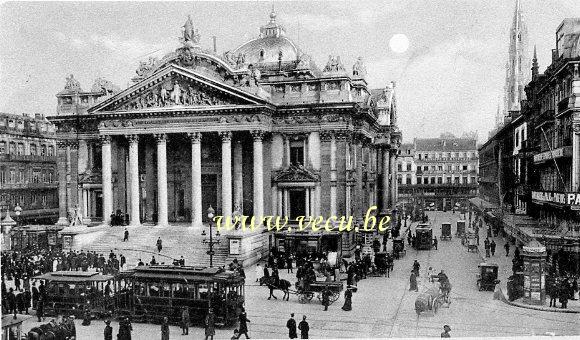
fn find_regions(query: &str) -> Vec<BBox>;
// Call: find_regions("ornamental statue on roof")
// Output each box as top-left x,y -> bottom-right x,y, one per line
91,78 -> 120,97
64,74 -> 82,92
180,15 -> 201,47
323,55 -> 346,74
352,57 -> 367,78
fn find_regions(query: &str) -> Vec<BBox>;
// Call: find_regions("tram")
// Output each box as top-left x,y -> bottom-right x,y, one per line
33,271 -> 115,318
116,265 -> 245,326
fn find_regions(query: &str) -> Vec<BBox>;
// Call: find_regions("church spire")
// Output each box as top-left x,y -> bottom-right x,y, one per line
532,44 -> 539,79
503,0 -> 530,119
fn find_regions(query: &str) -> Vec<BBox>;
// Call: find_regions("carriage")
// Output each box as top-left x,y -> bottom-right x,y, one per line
414,286 -> 445,316
465,230 -> 478,252
415,225 -> 433,250
295,279 -> 343,304
476,263 -> 500,291
392,237 -> 406,258
33,271 -> 115,319
441,223 -> 452,240
456,220 -> 466,237
117,266 -> 245,326
26,319 -> 76,340
371,252 -> 391,276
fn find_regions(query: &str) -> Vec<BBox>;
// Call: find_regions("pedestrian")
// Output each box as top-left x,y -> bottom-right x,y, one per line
104,320 -> 113,340
156,237 -> 163,253
433,237 -> 438,250
32,284 -> 39,310
15,289 -> 23,313
123,228 -> 129,242
441,325 -> 451,338
287,313 -> 297,339
484,239 -> 490,257
504,242 -> 510,256
427,267 -> 434,282
560,278 -> 570,309
151,256 -> 157,265
36,297 -> 43,322
413,260 -> 420,277
118,317 -> 133,340
23,288 -> 31,314
256,262 -> 263,283
549,280 -> 558,307
205,308 -> 215,340
298,315 -> 309,339
490,240 -> 496,256
286,254 -> 293,274
342,287 -> 353,311
372,238 -> 381,254
238,307 -> 251,339
161,316 -> 169,340
322,287 -> 330,311
572,278 -> 579,300
181,306 -> 190,335
409,271 -> 418,291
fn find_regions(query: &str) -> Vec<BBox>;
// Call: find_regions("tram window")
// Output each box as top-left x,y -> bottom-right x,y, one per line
149,283 -> 160,297
198,283 -> 209,300
161,284 -> 171,297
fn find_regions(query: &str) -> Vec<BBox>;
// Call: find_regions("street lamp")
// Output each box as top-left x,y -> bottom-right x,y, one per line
202,205 -> 220,268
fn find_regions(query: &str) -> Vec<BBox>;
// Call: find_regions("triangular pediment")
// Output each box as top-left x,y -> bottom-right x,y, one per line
273,165 -> 320,183
88,64 -> 271,113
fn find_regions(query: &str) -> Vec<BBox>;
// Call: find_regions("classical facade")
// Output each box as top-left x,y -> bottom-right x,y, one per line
0,113 -> 59,224
48,11 -> 401,260
399,134 -> 479,211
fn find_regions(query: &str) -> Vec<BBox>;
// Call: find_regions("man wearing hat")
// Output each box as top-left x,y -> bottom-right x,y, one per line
104,320 -> 113,340
441,325 -> 451,338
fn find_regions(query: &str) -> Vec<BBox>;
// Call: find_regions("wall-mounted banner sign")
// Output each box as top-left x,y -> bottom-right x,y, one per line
531,191 -> 580,208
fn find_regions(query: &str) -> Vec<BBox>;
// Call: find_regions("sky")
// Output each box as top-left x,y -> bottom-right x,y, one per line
1,0 -> 579,143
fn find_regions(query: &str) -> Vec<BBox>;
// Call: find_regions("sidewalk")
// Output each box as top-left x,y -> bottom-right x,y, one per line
476,219 -> 580,313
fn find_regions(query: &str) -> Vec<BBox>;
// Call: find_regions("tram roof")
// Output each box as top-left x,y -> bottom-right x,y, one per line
2,314 -> 32,328
129,265 -> 245,283
33,271 -> 114,282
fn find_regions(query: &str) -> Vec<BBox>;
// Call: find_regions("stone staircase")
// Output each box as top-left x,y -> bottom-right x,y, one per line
71,224 -> 230,268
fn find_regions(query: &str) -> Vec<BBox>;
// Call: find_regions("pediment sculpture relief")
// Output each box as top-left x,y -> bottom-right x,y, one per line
119,78 -> 239,111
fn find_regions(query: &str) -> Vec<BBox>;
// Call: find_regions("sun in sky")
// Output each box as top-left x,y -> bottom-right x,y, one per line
389,33 -> 409,54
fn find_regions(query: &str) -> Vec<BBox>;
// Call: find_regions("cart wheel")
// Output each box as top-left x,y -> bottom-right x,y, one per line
330,291 -> 340,303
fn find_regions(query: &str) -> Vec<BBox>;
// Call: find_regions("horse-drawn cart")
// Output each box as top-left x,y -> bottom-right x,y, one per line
415,286 -> 445,316
296,280 -> 343,304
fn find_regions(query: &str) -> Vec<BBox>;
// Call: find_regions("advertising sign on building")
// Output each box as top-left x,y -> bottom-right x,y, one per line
531,191 -> 580,209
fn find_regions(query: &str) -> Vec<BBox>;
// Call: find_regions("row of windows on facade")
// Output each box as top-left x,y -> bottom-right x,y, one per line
416,151 -> 477,160
537,118 -> 572,152
539,168 -> 570,192
398,175 -> 476,185
0,193 -> 55,208
539,76 -> 574,113
0,118 -> 55,133
289,141 -> 378,171
272,81 -> 347,94
398,163 -> 476,172
0,141 -> 55,157
0,168 -> 55,184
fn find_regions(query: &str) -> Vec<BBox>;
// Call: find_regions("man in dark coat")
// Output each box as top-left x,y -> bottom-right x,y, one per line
238,308 -> 250,339
287,313 -> 297,339
181,306 -> 190,335
15,289 -> 24,313
161,317 -> 170,340
32,284 -> 39,310
504,242 -> 510,256
7,288 -> 16,314
490,240 -> 496,256
298,315 -> 309,339
104,320 -> 113,340
36,297 -> 44,322
23,288 -> 31,314
156,238 -> 163,253
322,287 -> 331,311
123,228 -> 129,242
409,271 -> 418,291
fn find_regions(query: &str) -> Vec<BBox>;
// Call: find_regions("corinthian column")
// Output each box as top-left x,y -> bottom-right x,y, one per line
233,140 -> 244,211
189,132 -> 202,227
390,151 -> 397,207
381,148 -> 390,214
127,134 -> 140,226
220,131 -> 233,218
252,130 -> 265,220
155,134 -> 169,226
56,141 -> 69,226
100,135 -> 113,224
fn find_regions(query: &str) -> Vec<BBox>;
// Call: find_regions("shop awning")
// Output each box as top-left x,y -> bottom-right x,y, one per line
469,197 -> 496,210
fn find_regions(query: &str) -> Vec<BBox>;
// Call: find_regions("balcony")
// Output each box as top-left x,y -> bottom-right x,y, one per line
557,96 -> 571,116
0,154 -> 56,163
0,182 -> 58,190
399,183 -> 478,189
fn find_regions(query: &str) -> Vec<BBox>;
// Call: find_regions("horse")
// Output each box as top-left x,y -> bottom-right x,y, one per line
259,277 -> 292,301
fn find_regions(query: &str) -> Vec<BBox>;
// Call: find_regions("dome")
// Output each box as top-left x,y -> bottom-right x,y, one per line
232,9 -> 300,65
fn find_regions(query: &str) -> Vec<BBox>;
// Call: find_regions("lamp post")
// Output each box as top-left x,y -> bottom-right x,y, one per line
202,205 -> 220,268
14,204 -> 23,250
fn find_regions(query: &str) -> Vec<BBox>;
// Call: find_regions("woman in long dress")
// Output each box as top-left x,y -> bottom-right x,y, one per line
342,288 -> 352,311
